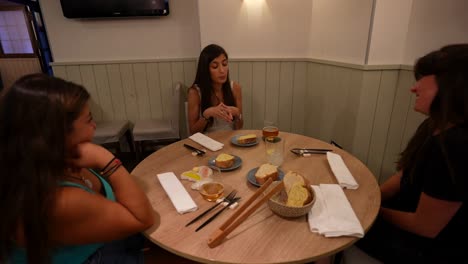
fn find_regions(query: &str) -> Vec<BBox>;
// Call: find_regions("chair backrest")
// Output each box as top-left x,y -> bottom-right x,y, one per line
171,82 -> 182,138
184,101 -> 190,138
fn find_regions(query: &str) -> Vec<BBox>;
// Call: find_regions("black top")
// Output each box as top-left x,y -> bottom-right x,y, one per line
397,123 -> 468,247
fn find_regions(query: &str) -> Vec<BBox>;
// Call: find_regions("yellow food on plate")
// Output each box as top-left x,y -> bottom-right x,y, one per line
254,163 -> 278,185
215,153 -> 235,168
237,134 -> 257,144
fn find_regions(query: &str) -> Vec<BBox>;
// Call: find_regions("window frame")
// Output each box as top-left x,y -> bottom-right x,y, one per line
0,5 -> 38,58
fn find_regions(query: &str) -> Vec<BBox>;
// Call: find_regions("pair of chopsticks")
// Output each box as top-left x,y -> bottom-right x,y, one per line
207,178 -> 284,248
183,144 -> 205,156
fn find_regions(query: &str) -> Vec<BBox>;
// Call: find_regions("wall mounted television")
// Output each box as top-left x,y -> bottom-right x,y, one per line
60,0 -> 169,18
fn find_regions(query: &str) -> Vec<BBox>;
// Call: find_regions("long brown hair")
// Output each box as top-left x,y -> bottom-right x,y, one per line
0,74 -> 90,263
193,44 -> 236,119
398,44 -> 468,179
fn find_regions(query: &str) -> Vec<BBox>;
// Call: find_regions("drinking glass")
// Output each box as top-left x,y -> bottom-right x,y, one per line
265,136 -> 284,166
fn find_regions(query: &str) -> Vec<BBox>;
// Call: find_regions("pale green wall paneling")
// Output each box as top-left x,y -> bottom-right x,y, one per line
119,64 -> 139,122
352,71 -> 381,162
53,66 -> 67,80
79,65 -> 102,122
158,62 -> 173,121
238,62 -> 253,129
291,62 -> 307,135
132,63 -> 151,120
93,65 -> 114,121
146,63 -> 162,120
251,62 -> 267,130
51,59 -> 420,182
265,62 -> 281,126
278,62 -> 294,132
379,70 -> 415,182
106,64 -> 127,121
366,71 -> 399,182
65,66 -> 81,84
305,63 -> 324,138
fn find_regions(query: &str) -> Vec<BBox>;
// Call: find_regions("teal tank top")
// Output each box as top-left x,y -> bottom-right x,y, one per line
10,169 -> 115,264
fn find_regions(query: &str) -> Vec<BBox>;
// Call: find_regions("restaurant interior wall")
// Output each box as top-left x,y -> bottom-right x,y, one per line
46,0 -> 467,183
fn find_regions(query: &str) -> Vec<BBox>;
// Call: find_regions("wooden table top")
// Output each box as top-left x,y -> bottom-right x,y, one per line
132,130 -> 381,264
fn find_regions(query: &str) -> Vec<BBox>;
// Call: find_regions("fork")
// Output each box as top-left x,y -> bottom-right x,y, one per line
185,190 -> 237,227
195,196 -> 241,232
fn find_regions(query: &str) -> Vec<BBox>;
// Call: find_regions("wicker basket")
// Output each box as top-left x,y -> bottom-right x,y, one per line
266,181 -> 316,218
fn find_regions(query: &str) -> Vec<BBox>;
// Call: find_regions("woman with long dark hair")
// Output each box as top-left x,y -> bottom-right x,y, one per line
0,74 -> 154,263
355,44 -> 468,262
187,44 -> 243,134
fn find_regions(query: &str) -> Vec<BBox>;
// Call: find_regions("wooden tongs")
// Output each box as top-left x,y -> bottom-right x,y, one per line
207,178 -> 284,248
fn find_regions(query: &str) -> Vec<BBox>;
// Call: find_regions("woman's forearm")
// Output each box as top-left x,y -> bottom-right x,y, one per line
107,167 -> 154,228
380,170 -> 403,202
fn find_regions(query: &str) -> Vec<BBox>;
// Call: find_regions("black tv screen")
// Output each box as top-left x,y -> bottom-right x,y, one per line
60,0 -> 169,18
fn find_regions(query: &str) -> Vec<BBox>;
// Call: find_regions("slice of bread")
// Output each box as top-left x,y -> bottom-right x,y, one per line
286,182 -> 310,207
215,153 -> 235,168
283,171 -> 312,206
255,163 -> 278,185
237,134 -> 257,144
283,171 -> 305,194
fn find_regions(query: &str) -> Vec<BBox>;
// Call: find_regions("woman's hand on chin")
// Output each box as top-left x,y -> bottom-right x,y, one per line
66,142 -> 114,169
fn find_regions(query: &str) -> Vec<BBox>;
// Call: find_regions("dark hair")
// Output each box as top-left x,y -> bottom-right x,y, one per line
193,44 -> 236,117
0,74 -> 90,263
398,44 -> 468,173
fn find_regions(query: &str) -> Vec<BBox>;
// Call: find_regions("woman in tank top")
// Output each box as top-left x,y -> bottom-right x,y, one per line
0,74 -> 156,264
187,44 -> 243,134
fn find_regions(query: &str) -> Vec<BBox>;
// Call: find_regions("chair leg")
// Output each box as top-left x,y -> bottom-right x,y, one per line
135,141 -> 142,162
125,129 -> 136,155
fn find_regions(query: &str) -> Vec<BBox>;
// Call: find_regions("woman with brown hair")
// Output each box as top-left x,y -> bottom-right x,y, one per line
355,44 -> 468,263
0,74 -> 154,263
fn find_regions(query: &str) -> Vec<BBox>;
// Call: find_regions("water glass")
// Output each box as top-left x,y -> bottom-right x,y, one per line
265,136 -> 284,166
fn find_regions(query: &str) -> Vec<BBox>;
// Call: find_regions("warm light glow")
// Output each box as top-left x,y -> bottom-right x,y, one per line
243,0 -> 264,10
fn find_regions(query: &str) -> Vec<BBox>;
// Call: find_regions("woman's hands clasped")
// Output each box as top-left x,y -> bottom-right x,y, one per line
204,103 -> 240,123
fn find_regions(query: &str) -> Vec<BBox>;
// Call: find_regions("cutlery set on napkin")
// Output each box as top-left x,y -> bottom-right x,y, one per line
158,135 -> 364,239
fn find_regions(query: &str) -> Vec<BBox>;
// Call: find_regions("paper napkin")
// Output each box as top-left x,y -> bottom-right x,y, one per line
326,152 -> 359,189
308,184 -> 364,238
157,172 -> 198,214
189,132 -> 224,151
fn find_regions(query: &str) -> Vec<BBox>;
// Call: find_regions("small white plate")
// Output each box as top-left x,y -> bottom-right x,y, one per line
231,134 -> 259,147
208,155 -> 242,171
247,167 -> 285,187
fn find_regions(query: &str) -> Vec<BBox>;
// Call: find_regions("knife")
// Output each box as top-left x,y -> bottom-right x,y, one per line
290,148 -> 332,156
183,144 -> 206,155
195,197 -> 241,232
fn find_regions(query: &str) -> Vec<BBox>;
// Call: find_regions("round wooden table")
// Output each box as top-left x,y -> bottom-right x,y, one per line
132,130 -> 380,264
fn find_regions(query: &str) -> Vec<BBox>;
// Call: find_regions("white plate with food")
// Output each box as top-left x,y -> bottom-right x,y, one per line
247,166 -> 285,187
208,154 -> 242,171
231,134 -> 259,147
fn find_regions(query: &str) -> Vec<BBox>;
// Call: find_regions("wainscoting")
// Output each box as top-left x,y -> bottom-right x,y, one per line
0,57 -> 42,89
51,58 -> 424,183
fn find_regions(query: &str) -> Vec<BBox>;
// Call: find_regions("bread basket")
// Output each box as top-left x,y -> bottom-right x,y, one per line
265,181 -> 316,218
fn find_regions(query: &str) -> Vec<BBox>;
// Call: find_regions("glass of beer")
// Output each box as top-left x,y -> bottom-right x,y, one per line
262,126 -> 279,138
199,182 -> 224,202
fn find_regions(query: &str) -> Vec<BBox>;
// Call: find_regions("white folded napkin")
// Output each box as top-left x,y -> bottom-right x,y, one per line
189,132 -> 224,151
326,152 -> 359,189
157,172 -> 198,214
308,184 -> 364,238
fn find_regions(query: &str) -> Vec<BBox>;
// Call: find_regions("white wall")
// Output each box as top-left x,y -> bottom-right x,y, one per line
307,0 -> 374,64
198,0 -> 312,58
366,0 -> 412,65
40,0 -> 468,66
40,0 -> 200,62
403,0 -> 468,65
